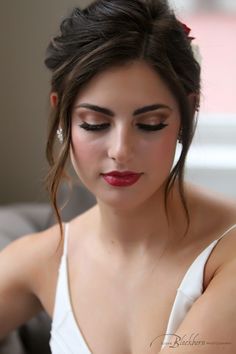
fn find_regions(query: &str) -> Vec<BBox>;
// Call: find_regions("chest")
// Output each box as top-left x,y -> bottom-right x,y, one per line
68,265 -> 181,354
42,246 -> 212,354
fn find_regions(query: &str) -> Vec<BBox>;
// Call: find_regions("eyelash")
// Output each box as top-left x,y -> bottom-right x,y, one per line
78,122 -> 169,132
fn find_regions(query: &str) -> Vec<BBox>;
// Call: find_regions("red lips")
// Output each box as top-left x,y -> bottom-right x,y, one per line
103,171 -> 140,177
101,171 -> 142,187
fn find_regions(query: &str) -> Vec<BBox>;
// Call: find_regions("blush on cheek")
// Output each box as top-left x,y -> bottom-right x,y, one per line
153,134 -> 178,169
70,132 -> 102,180
72,138 -> 100,162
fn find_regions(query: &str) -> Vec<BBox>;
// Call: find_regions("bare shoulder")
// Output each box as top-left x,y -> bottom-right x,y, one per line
164,184 -> 236,353
28,223 -> 67,300
0,223 -> 66,337
32,207 -> 97,313
186,181 -> 236,264
186,181 -> 236,225
0,223 -> 64,296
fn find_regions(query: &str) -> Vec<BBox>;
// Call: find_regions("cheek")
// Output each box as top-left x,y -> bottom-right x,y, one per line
142,143 -> 176,178
70,129 -> 103,169
142,134 -> 178,191
144,129 -> 178,162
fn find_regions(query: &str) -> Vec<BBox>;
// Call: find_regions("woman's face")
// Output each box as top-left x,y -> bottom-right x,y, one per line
70,60 -> 181,208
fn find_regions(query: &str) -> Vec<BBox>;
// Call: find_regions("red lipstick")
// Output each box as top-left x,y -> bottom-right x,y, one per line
101,171 -> 142,187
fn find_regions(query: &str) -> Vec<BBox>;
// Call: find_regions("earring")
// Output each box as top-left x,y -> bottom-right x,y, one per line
178,128 -> 183,144
195,95 -> 200,112
57,127 -> 63,144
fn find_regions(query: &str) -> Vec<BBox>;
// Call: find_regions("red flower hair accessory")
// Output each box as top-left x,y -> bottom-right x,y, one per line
178,22 -> 201,65
180,21 -> 195,42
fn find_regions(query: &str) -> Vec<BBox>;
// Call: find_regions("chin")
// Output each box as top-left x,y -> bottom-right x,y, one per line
95,185 -> 162,212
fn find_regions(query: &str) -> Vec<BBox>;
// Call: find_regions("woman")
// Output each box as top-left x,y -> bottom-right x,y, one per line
0,0 -> 236,353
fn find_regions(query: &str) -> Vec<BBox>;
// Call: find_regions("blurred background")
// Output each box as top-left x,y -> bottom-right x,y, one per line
0,0 -> 236,205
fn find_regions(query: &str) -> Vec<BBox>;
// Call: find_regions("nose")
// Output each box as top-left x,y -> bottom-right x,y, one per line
107,124 -> 135,163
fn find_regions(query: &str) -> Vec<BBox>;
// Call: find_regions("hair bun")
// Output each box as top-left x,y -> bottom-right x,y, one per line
44,7 -> 84,71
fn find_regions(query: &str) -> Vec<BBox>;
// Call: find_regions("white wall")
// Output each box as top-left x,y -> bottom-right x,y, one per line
168,0 -> 236,13
174,114 -> 236,200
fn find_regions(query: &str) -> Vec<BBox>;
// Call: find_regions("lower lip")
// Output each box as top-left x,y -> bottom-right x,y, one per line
102,174 -> 142,187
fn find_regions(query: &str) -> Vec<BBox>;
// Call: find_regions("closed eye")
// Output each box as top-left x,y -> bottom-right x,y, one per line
79,122 -> 168,132
136,123 -> 168,131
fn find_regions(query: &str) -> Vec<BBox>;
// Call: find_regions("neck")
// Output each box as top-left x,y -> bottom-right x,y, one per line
94,181 -> 189,262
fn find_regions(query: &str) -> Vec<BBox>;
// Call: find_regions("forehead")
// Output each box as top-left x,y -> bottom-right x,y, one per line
73,60 -> 178,110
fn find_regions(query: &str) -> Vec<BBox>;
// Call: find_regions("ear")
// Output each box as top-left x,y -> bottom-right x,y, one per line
50,92 -> 58,108
187,93 -> 200,114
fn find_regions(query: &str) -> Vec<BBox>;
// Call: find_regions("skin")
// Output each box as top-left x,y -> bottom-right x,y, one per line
57,60 -> 196,265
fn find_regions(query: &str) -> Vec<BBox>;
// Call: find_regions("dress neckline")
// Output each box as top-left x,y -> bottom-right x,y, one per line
62,222 -> 236,354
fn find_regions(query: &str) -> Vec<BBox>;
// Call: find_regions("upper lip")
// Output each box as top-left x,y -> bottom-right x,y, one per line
102,171 -> 142,177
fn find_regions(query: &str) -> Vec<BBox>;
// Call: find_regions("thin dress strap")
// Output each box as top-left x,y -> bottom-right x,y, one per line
161,222 -> 236,350
217,223 -> 236,241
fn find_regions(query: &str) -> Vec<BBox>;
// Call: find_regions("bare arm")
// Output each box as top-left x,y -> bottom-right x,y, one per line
159,251 -> 236,353
0,233 -> 44,340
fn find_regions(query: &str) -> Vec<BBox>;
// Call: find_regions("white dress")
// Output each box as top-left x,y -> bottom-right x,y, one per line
49,222 -> 236,354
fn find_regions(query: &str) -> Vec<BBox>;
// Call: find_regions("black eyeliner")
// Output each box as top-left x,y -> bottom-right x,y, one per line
79,122 -> 168,132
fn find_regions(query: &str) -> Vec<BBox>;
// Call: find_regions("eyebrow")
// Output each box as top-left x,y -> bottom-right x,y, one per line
74,103 -> 172,116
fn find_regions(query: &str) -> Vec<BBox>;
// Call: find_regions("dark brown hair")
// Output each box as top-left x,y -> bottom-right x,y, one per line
44,0 -> 201,250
